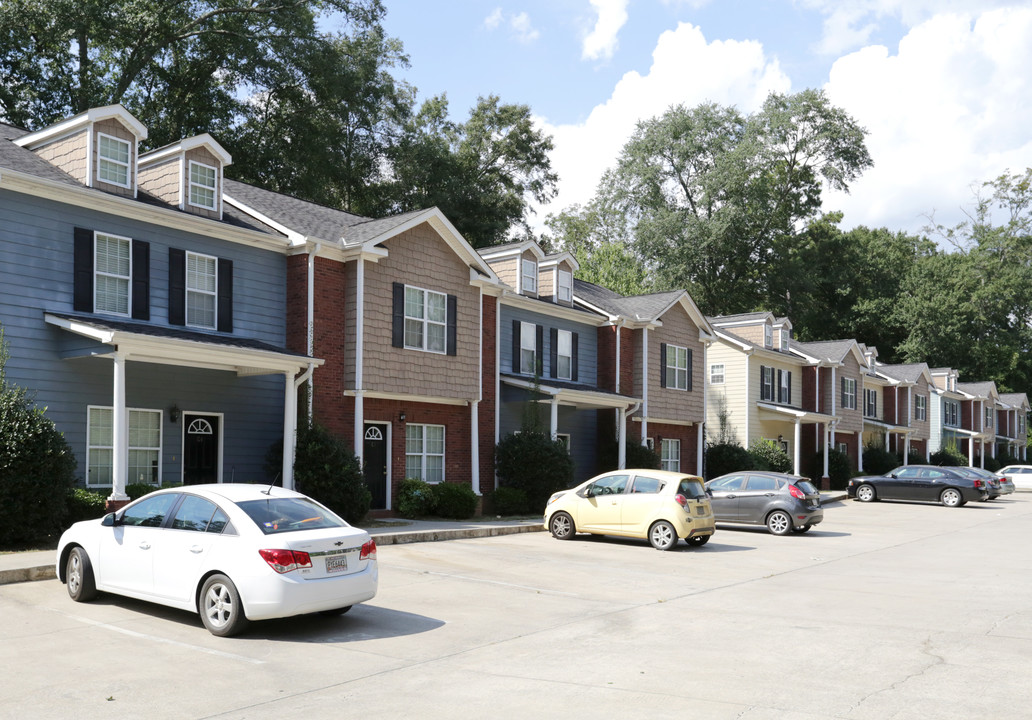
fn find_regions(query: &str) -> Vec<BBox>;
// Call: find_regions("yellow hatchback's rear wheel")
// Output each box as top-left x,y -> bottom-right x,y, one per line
649,520 -> 677,551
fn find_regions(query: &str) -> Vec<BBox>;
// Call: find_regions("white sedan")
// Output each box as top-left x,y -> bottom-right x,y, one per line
56,484 -> 378,636
998,465 -> 1032,491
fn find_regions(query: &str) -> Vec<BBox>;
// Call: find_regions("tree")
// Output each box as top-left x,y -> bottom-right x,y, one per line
382,94 -> 558,248
598,90 -> 872,314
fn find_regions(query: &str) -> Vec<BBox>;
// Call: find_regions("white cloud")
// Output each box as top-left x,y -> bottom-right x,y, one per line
582,0 -> 630,61
821,7 -> 1032,234
484,7 -> 503,30
535,22 -> 790,222
511,11 -> 540,44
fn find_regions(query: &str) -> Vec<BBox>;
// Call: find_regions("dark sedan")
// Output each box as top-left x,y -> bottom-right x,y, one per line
848,465 -> 989,507
705,472 -> 823,535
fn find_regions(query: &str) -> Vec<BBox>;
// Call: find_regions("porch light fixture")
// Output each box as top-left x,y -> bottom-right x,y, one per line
399,411 -> 406,423
170,405 -> 181,423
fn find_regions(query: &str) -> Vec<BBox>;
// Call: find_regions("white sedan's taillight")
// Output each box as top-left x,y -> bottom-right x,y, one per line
360,539 -> 377,561
259,548 -> 313,574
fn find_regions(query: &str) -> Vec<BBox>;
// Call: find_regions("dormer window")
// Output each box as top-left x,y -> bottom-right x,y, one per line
764,324 -> 773,348
780,328 -> 789,350
189,161 -> 217,210
557,269 -> 572,303
522,258 -> 538,294
97,133 -> 131,188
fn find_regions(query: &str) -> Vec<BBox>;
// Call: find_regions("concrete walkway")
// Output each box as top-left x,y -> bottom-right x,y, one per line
0,492 -> 849,586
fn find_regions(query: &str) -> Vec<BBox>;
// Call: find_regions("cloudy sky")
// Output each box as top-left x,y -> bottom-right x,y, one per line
381,1 -> 1032,237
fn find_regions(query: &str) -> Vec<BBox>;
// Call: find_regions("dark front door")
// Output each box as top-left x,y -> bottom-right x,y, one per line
363,423 -> 389,509
183,414 -> 219,485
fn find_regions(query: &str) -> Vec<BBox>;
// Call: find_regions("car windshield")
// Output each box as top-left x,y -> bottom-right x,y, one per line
796,480 -> 819,495
677,478 -> 707,499
237,497 -> 347,535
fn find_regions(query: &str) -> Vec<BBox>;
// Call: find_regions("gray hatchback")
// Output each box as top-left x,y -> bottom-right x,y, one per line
705,472 -> 823,535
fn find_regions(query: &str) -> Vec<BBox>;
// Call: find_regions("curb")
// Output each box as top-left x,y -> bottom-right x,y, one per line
0,565 -> 57,585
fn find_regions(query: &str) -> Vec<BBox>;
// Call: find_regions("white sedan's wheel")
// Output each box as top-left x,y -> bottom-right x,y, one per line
649,521 -> 677,551
200,574 -> 249,637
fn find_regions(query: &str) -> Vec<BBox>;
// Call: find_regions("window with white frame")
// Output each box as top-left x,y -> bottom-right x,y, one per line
556,433 -> 571,453
944,399 -> 960,427
661,438 -> 681,472
557,269 -> 573,302
97,133 -> 131,187
666,344 -> 689,390
404,286 -> 447,353
864,388 -> 877,418
764,324 -> 773,348
985,406 -> 993,428
556,329 -> 573,380
520,321 -> 537,374
778,369 -> 791,404
87,407 -> 161,487
186,251 -> 217,328
521,258 -> 538,294
915,395 -> 927,421
760,365 -> 775,401
188,161 -> 217,210
94,232 -> 131,315
837,442 -> 848,454
710,363 -> 725,384
405,424 -> 444,482
780,327 -> 790,350
842,378 -> 857,410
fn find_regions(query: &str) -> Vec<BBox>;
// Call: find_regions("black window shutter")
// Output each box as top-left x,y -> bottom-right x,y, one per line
572,333 -> 579,382
841,377 -> 846,405
535,324 -> 543,375
687,348 -> 693,391
73,227 -> 94,312
777,369 -> 784,403
760,365 -> 765,400
216,258 -> 233,332
446,294 -> 457,356
131,240 -> 150,321
659,343 -> 667,388
392,282 -> 405,348
168,248 -> 185,325
549,327 -> 558,378
512,320 -> 520,373
787,372 -> 792,405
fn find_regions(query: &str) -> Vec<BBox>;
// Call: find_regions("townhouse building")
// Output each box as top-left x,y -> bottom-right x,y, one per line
997,393 -> 1029,460
871,361 -> 934,462
0,105 -> 317,505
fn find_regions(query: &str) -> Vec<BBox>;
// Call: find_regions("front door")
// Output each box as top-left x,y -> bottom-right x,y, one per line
363,423 -> 389,509
183,414 -> 220,485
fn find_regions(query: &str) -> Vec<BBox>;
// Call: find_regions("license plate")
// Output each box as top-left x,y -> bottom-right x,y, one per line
325,554 -> 348,574
696,506 -> 707,516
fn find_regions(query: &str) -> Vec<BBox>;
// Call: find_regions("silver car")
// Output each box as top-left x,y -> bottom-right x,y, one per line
705,472 -> 823,535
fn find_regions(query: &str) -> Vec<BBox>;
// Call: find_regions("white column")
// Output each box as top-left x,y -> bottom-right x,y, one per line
793,418 -> 801,476
550,396 -> 559,439
830,367 -> 837,448
697,422 -> 705,477
617,408 -> 627,469
471,401 -> 480,495
110,352 -> 129,501
858,434 -> 864,472
353,258 -> 366,461
968,437 -> 975,466
822,423 -> 830,480
615,322 -> 622,394
282,372 -> 296,490
904,436 -> 910,465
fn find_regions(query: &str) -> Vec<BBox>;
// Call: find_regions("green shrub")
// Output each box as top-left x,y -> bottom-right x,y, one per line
862,443 -> 900,476
749,438 -> 791,473
704,442 -> 754,480
126,482 -> 158,501
906,449 -> 928,465
64,488 -> 108,526
495,430 -> 575,512
432,482 -> 479,519
397,478 -> 436,518
983,456 -> 1001,472
930,443 -> 966,467
490,486 -> 529,515
0,382 -> 77,548
809,449 -> 853,490
595,435 -> 661,473
293,422 -> 371,525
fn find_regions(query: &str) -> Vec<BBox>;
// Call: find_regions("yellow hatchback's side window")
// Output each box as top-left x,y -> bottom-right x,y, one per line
590,474 -> 629,496
630,476 -> 663,494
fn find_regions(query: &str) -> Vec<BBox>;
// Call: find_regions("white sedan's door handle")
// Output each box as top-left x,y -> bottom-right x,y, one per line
138,542 -> 151,550
189,545 -> 204,554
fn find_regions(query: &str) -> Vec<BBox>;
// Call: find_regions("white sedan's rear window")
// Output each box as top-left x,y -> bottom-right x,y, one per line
237,497 -> 347,535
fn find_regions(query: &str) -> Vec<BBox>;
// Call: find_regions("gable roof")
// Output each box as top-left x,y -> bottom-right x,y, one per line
877,362 -> 933,386
573,280 -> 713,335
957,381 -> 999,400
1000,393 -> 1030,410
791,339 -> 868,368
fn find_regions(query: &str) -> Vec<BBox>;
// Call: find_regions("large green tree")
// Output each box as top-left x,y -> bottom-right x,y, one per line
597,89 -> 872,314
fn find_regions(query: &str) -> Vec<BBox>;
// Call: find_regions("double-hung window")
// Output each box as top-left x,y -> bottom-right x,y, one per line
944,400 -> 960,427
864,388 -> 877,418
406,424 -> 444,483
915,395 -> 927,421
985,407 -> 993,429
186,251 -> 217,329
556,329 -> 573,380
404,286 -> 447,353
87,407 -> 161,487
188,161 -> 217,210
760,366 -> 775,401
521,259 -> 538,294
842,378 -> 857,410
710,363 -> 725,385
660,439 -> 681,472
557,270 -> 573,302
94,232 -> 131,315
764,325 -> 773,348
520,322 -> 537,374
778,369 -> 791,405
665,344 -> 689,390
97,133 -> 130,187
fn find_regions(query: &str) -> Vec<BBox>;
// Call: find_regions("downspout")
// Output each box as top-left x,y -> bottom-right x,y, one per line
307,242 -> 321,420
699,337 -> 709,477
472,286 -> 483,496
353,257 -> 365,463
641,326 -> 649,445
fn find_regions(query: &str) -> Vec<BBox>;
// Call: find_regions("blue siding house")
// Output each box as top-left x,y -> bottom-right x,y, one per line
0,105 -> 318,506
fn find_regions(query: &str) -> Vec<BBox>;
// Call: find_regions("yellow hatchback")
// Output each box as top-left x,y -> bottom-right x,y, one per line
543,470 -> 716,550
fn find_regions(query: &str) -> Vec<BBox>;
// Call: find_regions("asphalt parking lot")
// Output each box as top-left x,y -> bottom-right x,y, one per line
3,494 -> 1032,720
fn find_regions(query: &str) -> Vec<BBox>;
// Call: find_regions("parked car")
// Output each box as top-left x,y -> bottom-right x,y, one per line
848,465 -> 988,506
952,466 -> 1012,499
56,484 -> 378,636
544,470 -> 716,550
998,465 -> 1032,491
704,472 -> 823,535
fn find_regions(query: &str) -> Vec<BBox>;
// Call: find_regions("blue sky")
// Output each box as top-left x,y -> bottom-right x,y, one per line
377,1 -> 1032,237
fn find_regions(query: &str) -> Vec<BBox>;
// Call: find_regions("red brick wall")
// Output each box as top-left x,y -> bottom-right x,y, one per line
648,422 -> 701,475
802,367 -> 817,413
479,295 -> 497,496
597,326 -> 617,392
